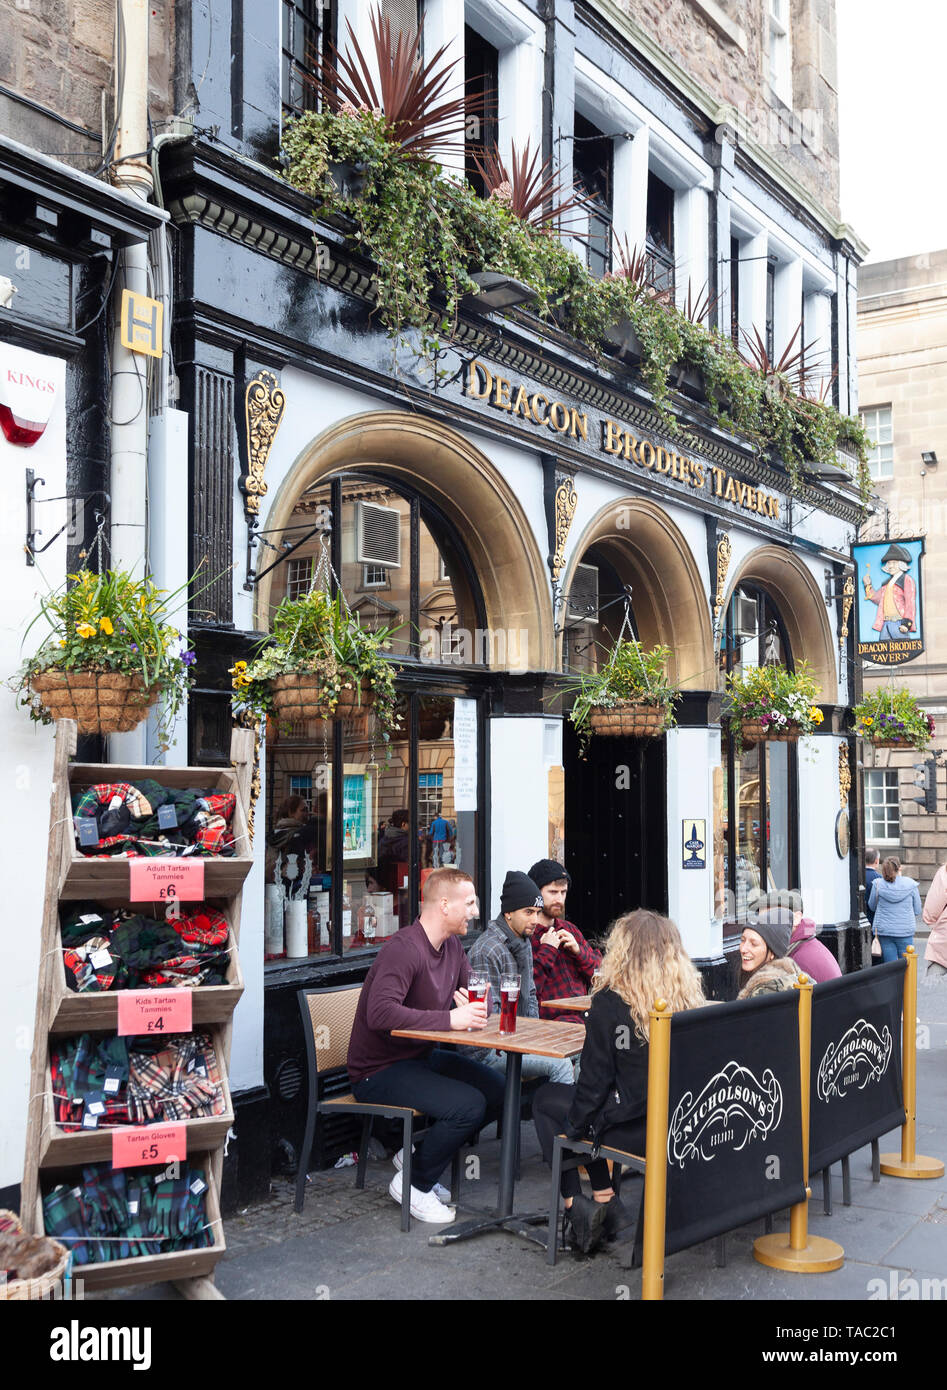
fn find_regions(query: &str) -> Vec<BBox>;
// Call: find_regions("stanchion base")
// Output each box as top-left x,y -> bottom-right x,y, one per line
753,1233 -> 844,1272
879,1152 -> 945,1179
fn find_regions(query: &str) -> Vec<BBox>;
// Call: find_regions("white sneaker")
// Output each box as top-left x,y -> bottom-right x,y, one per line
392,1148 -> 451,1204
388,1170 -> 456,1224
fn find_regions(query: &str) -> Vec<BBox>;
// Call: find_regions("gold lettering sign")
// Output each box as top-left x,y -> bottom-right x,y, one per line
464,359 -> 780,519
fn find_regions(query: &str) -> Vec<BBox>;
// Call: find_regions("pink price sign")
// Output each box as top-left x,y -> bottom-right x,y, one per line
129,856 -> 205,903
112,1124 -> 187,1170
117,989 -> 193,1037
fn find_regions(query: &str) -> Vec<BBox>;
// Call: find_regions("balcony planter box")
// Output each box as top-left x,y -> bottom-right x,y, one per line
603,316 -> 644,365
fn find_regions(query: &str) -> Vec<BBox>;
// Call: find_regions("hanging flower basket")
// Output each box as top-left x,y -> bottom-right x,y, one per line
28,669 -> 160,735
588,701 -> 670,738
853,689 -> 933,751
232,576 -> 403,747
739,718 -> 802,745
269,672 -> 375,728
13,567 -> 195,749
724,661 -> 822,752
566,636 -> 678,757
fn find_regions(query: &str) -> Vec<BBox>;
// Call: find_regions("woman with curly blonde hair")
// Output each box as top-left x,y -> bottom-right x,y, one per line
532,908 -> 705,1255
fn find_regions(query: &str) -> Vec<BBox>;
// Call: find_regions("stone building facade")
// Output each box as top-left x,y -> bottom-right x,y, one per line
857,251 -> 947,897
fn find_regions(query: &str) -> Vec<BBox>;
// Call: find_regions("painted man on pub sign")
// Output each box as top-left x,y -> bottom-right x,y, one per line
863,543 -> 916,640
855,538 -> 924,665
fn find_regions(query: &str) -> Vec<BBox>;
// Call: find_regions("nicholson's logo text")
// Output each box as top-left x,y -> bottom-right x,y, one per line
817,1019 -> 892,1101
668,1060 -> 783,1166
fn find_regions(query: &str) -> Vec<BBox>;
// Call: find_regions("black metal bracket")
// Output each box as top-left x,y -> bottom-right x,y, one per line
25,470 -> 109,565
244,514 -> 333,591
553,581 -> 634,639
823,566 -> 854,603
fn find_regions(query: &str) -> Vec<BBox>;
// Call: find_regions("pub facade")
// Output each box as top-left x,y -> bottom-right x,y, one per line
152,0 -> 868,1198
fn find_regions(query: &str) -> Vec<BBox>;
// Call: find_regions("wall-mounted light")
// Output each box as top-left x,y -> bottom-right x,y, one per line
921,450 -> 938,468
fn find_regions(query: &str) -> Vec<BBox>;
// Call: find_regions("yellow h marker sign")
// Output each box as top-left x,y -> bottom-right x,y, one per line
120,289 -> 164,358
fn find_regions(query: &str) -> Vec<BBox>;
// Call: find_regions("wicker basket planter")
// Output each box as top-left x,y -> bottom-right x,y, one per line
270,673 -> 375,727
739,719 -> 801,744
0,1208 -> 69,1300
866,737 -> 917,750
588,702 -> 669,738
29,670 -> 159,735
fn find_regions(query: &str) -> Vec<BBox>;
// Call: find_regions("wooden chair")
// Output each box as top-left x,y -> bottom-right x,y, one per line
546,1134 -> 646,1266
295,984 -> 460,1232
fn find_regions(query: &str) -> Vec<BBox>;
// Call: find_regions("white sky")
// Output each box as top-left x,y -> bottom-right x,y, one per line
837,0 -> 947,264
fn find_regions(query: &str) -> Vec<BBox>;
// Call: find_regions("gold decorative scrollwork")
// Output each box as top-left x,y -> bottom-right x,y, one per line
840,572 -> 855,645
552,477 -> 578,580
234,712 -> 262,845
242,370 -> 286,518
714,533 -> 732,623
839,742 -> 851,810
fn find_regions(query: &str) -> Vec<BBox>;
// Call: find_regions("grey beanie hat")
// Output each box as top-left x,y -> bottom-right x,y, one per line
749,907 -> 793,960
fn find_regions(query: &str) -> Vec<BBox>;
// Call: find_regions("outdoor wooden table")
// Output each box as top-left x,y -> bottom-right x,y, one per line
540,995 -> 591,1013
391,1015 -> 586,1246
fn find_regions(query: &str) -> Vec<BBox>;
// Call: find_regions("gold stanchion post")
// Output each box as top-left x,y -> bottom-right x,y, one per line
641,998 -> 671,1301
754,975 -> 845,1272
880,947 -> 944,1179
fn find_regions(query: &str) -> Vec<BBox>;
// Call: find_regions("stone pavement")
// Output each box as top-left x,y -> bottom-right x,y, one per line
94,970 -> 947,1303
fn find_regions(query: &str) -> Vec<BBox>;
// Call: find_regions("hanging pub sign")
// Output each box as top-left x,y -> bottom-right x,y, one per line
663,991 -> 805,1256
853,537 -> 924,665
809,960 -> 905,1176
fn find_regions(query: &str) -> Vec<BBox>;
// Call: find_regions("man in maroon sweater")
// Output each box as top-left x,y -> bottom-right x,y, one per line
528,859 -> 602,1022
348,867 -> 505,1224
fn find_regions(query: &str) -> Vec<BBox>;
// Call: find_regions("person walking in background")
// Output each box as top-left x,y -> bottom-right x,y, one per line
868,856 -> 921,962
921,859 -> 947,983
427,811 -> 451,867
865,848 -> 881,929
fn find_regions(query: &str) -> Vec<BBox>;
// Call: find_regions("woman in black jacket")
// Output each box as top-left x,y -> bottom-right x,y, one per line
532,908 -> 706,1253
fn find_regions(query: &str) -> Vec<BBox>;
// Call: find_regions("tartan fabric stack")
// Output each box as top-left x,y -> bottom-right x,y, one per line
50,1032 -> 225,1130
72,779 -> 237,858
61,905 -> 230,992
43,1164 -> 214,1265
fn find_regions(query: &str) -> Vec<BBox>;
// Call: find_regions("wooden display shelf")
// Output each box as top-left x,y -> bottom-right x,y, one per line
20,722 -> 255,1299
49,904 -> 244,1035
39,1033 -> 235,1168
38,1153 -> 225,1292
62,761 -> 253,900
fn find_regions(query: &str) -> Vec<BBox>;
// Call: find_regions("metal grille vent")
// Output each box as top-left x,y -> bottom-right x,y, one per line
356,501 -> 401,568
568,563 -> 599,623
275,1056 -> 303,1102
382,0 -> 418,40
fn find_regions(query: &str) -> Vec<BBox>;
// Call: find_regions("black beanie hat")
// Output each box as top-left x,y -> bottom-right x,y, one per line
748,908 -> 793,960
528,859 -> 572,891
501,871 -> 544,915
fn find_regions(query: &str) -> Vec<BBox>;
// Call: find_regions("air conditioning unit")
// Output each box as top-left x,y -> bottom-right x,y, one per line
356,501 -> 401,568
568,563 -> 599,623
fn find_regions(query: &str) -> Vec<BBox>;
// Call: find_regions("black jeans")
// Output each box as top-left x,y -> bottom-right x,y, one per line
532,1083 -> 647,1198
352,1048 -> 505,1193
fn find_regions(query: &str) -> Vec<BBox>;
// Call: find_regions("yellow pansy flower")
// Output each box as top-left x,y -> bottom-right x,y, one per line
233,661 -> 248,673
99,616 -> 114,635
76,622 -> 96,639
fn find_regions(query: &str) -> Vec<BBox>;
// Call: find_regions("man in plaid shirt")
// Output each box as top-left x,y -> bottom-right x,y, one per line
467,870 -> 572,1083
528,859 -> 601,1021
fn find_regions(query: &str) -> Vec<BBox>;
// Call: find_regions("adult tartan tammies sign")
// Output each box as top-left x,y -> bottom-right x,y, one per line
662,992 -> 805,1255
809,960 -> 905,1176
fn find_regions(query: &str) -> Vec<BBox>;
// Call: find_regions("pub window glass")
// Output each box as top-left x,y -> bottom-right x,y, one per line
720,584 -> 797,919
262,474 -> 485,968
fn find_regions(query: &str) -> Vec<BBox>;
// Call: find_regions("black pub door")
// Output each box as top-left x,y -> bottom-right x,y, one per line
563,720 -> 668,942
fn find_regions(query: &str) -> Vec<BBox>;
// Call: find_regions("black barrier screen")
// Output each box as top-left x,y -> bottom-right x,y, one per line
809,959 -> 906,1176
663,992 -> 805,1256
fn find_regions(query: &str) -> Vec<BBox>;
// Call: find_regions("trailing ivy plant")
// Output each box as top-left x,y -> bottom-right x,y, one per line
281,108 -> 872,505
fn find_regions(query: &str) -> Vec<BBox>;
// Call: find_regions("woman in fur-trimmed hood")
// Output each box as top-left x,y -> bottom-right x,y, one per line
738,955 -> 802,998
